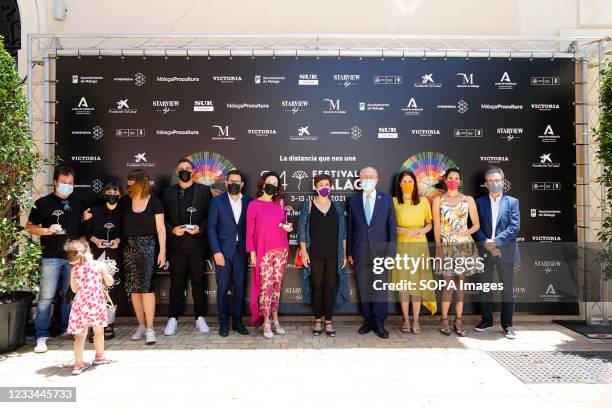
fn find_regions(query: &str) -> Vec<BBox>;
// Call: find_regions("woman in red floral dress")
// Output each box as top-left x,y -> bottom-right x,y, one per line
65,240 -> 116,375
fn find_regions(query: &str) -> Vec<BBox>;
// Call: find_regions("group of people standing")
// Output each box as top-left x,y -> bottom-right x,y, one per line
26,161 -> 521,359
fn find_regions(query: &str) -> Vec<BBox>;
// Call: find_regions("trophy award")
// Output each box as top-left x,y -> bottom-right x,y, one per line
52,210 -> 66,235
185,207 -> 197,230
101,222 -> 115,248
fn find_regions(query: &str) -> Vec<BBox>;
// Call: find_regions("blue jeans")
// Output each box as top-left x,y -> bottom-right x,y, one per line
35,258 -> 73,338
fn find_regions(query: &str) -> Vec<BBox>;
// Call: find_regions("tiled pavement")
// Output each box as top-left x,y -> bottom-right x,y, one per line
1,315 -> 610,408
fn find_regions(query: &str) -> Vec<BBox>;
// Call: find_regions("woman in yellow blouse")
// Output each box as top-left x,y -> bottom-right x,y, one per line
392,171 -> 437,334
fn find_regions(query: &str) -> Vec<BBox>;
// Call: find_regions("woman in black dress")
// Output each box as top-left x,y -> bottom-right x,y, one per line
83,181 -> 124,340
122,169 -> 166,345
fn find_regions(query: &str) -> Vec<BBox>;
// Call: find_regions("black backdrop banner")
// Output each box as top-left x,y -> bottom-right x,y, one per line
55,55 -> 577,315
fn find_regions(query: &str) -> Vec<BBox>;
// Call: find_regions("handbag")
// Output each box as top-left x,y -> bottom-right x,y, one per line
294,249 -> 303,268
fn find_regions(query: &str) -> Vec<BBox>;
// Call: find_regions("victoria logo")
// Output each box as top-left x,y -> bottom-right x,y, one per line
531,103 -> 560,111
247,129 -> 277,137
494,72 -> 517,89
71,154 -> 101,163
401,98 -> 423,116
322,98 -> 346,114
211,125 -> 234,141
411,129 -> 441,137
414,73 -> 442,88
213,75 -> 242,84
480,155 -> 509,164
109,99 -> 137,114
457,73 -> 479,88
72,97 -> 95,115
298,74 -> 319,86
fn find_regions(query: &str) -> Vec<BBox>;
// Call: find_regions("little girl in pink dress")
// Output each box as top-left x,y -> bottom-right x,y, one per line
65,239 -> 115,375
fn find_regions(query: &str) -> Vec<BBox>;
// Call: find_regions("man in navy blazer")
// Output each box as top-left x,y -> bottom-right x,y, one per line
347,166 -> 397,339
473,167 -> 520,339
208,170 -> 253,337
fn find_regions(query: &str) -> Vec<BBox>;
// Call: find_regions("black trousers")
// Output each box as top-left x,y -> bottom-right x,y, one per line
168,248 -> 206,319
310,256 -> 338,321
355,256 -> 389,327
480,256 -> 515,329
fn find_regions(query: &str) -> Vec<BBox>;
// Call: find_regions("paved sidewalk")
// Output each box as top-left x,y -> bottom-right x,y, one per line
1,316 -> 610,408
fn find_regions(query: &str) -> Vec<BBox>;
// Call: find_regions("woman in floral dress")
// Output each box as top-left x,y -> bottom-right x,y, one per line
432,168 -> 482,337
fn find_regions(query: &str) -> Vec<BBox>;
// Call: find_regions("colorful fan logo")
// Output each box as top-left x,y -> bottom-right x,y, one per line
171,151 -> 236,195
399,152 -> 460,203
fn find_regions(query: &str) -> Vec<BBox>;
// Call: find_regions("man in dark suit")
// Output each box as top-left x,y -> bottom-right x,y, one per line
347,166 -> 397,339
162,158 -> 213,336
207,170 -> 252,337
473,167 -> 520,339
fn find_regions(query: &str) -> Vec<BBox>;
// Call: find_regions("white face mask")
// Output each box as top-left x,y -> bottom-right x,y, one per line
361,179 -> 377,193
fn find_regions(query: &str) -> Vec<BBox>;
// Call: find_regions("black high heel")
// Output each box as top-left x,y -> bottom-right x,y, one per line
312,319 -> 322,336
325,321 -> 336,337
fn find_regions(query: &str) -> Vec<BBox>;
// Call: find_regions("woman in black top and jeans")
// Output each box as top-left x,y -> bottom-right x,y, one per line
122,169 -> 166,345
83,181 -> 125,340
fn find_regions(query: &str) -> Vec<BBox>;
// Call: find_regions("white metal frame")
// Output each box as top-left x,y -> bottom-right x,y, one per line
26,34 -> 611,324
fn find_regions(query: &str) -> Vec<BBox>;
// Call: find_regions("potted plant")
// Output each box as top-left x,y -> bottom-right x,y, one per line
0,38 -> 45,353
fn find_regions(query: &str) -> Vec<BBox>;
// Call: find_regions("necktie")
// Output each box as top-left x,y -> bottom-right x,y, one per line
365,194 -> 372,225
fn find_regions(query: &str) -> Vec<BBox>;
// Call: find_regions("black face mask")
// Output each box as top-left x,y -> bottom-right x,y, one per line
104,194 -> 120,205
178,170 -> 192,182
227,183 -> 241,195
263,183 -> 278,196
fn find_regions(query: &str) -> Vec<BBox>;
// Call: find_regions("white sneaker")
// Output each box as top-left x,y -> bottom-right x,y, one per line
272,320 -> 286,335
195,317 -> 210,333
263,323 -> 274,339
131,325 -> 147,341
164,318 -> 178,336
34,337 -> 48,353
145,329 -> 156,345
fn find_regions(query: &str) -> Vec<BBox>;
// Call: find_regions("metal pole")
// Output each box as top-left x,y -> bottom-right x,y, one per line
581,55 -> 594,325
43,52 -> 51,195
